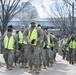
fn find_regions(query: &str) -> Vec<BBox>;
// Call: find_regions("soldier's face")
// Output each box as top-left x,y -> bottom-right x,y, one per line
21,28 -> 25,32
31,24 -> 35,28
8,31 -> 12,35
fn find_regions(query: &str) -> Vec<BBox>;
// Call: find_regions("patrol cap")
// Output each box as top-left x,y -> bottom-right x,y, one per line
21,25 -> 25,29
30,19 -> 36,25
30,22 -> 36,25
43,27 -> 48,30
71,34 -> 75,38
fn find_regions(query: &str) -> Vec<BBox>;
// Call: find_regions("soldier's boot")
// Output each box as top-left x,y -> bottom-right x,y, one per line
28,67 -> 33,73
35,67 -> 39,74
50,61 -> 53,67
11,65 -> 14,68
72,62 -> 74,65
69,60 -> 72,64
20,63 -> 24,68
72,61 -> 74,65
24,63 -> 28,68
50,63 -> 53,67
8,65 -> 13,70
38,64 -> 42,71
38,66 -> 41,71
54,58 -> 56,62
43,64 -> 46,69
47,62 -> 49,67
6,64 -> 9,69
8,67 -> 12,70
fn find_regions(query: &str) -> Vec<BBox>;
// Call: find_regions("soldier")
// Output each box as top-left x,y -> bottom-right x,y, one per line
2,28 -> 18,70
36,24 -> 43,71
23,22 -> 43,74
61,36 -> 68,59
67,34 -> 76,65
64,44 -> 69,61
4,25 -> 16,36
52,35 -> 58,62
37,25 -> 48,70
43,28 -> 53,67
17,25 -> 27,68
42,28 -> 48,69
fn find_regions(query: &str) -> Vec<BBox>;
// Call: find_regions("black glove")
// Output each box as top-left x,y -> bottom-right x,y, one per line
51,46 -> 54,51
31,39 -> 35,44
43,44 -> 47,49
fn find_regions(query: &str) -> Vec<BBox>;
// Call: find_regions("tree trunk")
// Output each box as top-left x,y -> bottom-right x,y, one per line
0,22 -> 8,53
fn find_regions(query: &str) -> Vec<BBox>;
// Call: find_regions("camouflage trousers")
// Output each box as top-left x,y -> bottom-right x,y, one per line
3,49 -> 14,68
46,48 -> 52,64
17,44 -> 28,64
68,48 -> 76,63
39,47 -> 47,67
28,45 -> 40,68
51,48 -> 57,63
66,51 -> 69,61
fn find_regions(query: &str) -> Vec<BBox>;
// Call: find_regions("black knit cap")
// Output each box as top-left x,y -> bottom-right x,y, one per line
38,24 -> 41,27
8,25 -> 13,29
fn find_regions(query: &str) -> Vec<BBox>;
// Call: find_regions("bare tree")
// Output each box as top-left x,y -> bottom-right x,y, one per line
41,0 -> 76,36
0,0 -> 30,36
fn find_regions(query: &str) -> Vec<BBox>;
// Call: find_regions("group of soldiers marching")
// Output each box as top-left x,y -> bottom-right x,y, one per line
59,34 -> 76,65
1,21 -> 58,74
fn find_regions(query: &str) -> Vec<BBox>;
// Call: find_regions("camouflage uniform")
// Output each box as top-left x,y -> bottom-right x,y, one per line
45,33 -> 53,67
17,29 -> 28,68
52,36 -> 58,62
24,26 -> 43,73
40,31 -> 48,69
67,35 -> 76,65
2,33 -> 18,70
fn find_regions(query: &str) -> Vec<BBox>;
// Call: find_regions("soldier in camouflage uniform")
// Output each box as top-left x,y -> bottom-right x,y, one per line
52,35 -> 58,63
17,25 -> 28,68
43,28 -> 53,67
67,34 -> 76,65
2,28 -> 18,70
35,24 -> 48,70
23,22 -> 43,74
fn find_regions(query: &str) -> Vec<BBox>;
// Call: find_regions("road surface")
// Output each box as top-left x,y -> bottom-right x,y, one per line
0,53 -> 76,75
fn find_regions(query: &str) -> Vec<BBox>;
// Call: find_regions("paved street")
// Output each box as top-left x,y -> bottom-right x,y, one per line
0,53 -> 76,75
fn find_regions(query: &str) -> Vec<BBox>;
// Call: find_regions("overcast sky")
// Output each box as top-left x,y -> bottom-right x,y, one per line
6,0 -> 76,18
31,0 -> 63,18
20,0 -> 63,18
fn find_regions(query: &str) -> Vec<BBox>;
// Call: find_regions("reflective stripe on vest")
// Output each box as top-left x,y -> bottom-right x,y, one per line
62,40 -> 66,44
43,42 -> 45,47
69,40 -> 76,49
3,35 -> 15,50
18,31 -> 27,44
28,28 -> 38,46
47,35 -> 51,48
66,47 -> 69,51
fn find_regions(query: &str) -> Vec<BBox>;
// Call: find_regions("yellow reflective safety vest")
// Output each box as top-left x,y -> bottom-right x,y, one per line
47,34 -> 51,48
18,31 -> 27,44
28,28 -> 38,46
69,40 -> 76,49
3,35 -> 15,50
